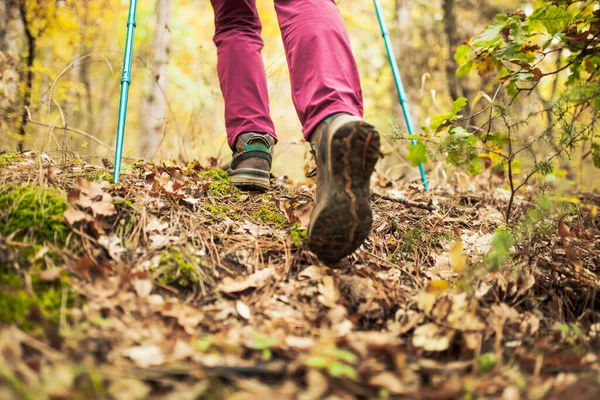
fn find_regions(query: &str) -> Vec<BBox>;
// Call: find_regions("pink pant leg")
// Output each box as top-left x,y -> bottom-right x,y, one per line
211,0 -> 276,149
274,0 -> 364,140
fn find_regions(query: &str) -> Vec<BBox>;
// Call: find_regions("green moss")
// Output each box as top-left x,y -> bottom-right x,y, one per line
290,223 -> 307,246
205,204 -> 240,220
0,153 -> 19,168
157,247 -> 199,288
200,169 -> 238,197
0,270 -> 78,329
84,170 -> 112,182
0,290 -> 38,327
0,185 -> 69,245
253,203 -> 288,228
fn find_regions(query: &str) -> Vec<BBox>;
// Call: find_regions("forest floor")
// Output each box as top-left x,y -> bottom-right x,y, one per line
1,151 -> 600,399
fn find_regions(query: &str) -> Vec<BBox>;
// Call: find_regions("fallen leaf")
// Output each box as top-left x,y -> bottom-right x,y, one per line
219,268 -> 274,294
170,340 -> 195,362
412,323 -> 455,351
131,273 -> 153,298
108,379 -> 151,400
369,371 -> 405,394
124,345 -> 165,368
236,300 -> 252,320
317,276 -> 340,308
39,267 -> 64,282
63,208 -> 89,225
149,234 -> 179,249
449,240 -> 467,272
98,235 -> 127,260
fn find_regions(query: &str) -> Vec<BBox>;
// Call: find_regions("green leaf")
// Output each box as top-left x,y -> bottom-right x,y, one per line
450,126 -> 470,138
451,97 -> 468,114
473,15 -> 508,48
468,159 -> 484,175
456,60 -> 474,77
515,71 -> 535,82
305,355 -> 328,368
485,131 -> 509,147
530,5 -> 573,36
477,353 -> 497,373
328,362 -> 358,380
486,231 -> 514,271
592,143 -> 600,168
454,45 -> 472,64
431,97 -> 467,131
407,142 -> 428,167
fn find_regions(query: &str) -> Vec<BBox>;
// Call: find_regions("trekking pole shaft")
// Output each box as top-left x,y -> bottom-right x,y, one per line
373,0 -> 429,192
114,0 -> 138,184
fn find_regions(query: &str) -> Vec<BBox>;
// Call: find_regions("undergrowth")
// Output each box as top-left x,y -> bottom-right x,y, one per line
0,184 -> 69,245
157,247 -> 201,289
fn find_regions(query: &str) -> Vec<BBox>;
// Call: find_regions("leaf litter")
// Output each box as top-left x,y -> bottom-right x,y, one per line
0,152 -> 599,398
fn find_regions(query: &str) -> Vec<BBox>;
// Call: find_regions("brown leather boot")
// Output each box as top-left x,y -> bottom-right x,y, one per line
228,132 -> 275,191
307,114 -> 381,263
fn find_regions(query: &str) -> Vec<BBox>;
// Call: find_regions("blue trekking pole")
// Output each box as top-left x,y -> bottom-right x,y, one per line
113,0 -> 138,183
373,0 -> 429,192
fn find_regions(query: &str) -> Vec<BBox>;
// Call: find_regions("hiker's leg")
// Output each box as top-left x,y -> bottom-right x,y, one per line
211,0 -> 276,149
273,0 -> 363,140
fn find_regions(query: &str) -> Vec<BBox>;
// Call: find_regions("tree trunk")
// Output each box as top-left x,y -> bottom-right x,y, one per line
140,0 -> 171,159
17,0 -> 35,152
442,0 -> 461,101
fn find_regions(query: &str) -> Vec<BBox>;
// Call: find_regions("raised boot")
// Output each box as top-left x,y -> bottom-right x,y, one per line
307,114 -> 381,263
228,132 -> 275,191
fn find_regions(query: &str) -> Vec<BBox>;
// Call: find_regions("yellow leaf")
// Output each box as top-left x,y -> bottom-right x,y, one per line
425,280 -> 450,294
449,240 -> 467,273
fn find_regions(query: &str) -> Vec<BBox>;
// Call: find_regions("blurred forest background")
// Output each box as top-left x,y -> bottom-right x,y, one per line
0,0 -> 598,187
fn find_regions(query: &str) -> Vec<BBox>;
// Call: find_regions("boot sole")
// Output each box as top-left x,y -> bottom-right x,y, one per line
228,168 -> 270,192
307,121 -> 380,263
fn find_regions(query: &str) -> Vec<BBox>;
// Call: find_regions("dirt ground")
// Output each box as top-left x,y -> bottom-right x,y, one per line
1,152 -> 599,399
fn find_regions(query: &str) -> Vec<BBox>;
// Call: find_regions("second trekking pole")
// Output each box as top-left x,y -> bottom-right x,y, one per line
373,0 -> 429,192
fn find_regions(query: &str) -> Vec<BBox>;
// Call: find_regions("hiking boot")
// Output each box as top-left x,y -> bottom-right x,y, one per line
307,114 -> 381,263
228,132 -> 275,191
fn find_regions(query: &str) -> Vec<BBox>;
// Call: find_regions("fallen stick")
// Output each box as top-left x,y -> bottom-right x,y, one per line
373,191 -> 436,211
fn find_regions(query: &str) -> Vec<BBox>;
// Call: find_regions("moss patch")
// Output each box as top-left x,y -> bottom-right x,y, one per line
0,185 -> 69,245
157,247 -> 200,288
290,223 -> 307,246
0,153 -> 19,168
205,204 -> 241,220
253,203 -> 287,228
0,269 -> 77,329
72,170 -> 112,182
200,169 -> 238,197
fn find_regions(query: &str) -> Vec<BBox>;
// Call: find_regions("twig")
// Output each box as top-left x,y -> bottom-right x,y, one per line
373,191 -> 436,211
26,118 -> 115,154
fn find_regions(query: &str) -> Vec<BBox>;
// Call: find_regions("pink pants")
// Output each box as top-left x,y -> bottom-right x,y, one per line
210,0 -> 364,149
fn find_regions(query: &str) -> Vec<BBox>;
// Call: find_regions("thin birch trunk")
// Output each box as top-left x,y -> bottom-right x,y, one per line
140,0 -> 171,159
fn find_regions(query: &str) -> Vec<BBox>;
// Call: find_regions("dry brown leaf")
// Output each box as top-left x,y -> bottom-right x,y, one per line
39,267 -> 64,282
170,340 -> 195,362
131,275 -> 153,298
219,268 -> 274,294
108,378 -> 151,400
98,235 -> 127,260
412,323 -> 455,351
124,345 -> 165,368
63,208 -> 89,225
91,195 -> 116,216
293,202 -> 313,227
297,266 -> 324,281
317,276 -> 340,308
236,300 -> 252,320
369,372 -> 405,394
